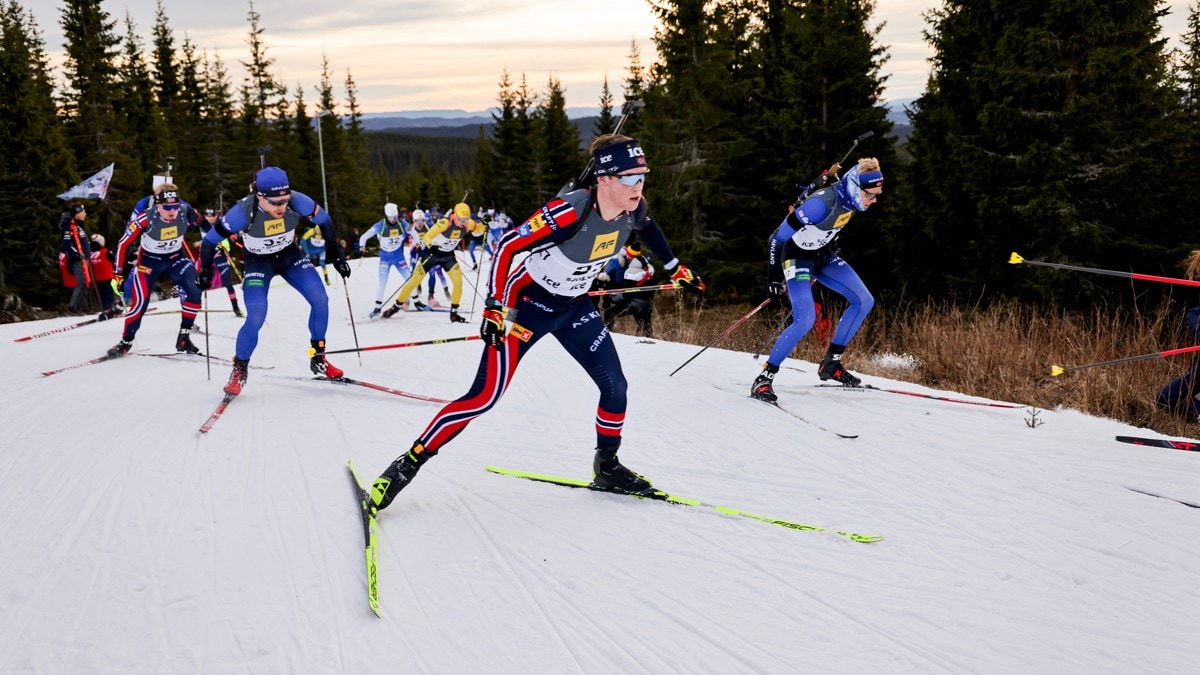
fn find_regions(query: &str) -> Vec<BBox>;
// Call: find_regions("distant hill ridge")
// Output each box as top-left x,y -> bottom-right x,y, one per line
363,99 -> 916,140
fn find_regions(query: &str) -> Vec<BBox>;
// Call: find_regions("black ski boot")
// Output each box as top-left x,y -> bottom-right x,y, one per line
106,339 -> 133,359
750,363 -> 779,403
369,442 -> 437,512
176,328 -> 201,354
231,299 -> 244,318
309,339 -> 344,379
449,305 -> 468,323
818,345 -> 861,387
592,441 -> 653,495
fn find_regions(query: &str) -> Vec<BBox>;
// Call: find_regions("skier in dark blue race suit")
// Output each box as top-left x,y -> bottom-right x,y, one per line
197,167 -> 351,395
751,158 -> 883,402
366,134 -> 705,512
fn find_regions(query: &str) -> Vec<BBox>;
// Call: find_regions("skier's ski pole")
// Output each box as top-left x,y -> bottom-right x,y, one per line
1051,345 -> 1200,376
202,288 -> 211,380
468,256 -> 485,317
342,275 -> 362,366
587,283 -> 676,297
321,334 -> 481,356
669,299 -> 773,377
1010,252 -> 1200,288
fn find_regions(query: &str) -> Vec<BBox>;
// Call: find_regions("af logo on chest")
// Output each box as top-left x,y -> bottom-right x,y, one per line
264,218 -> 285,236
589,232 -> 619,260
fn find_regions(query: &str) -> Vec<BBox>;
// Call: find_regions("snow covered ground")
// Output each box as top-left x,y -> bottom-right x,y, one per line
2,259 -> 1199,673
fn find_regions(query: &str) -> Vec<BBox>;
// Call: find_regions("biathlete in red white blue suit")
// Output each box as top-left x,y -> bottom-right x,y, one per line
197,166 -> 351,395
106,183 -> 204,358
367,134 -> 705,512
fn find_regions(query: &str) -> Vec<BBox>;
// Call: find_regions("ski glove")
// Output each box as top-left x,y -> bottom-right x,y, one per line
196,268 -> 214,289
670,265 -> 705,294
333,258 -> 351,279
768,281 -> 787,296
480,298 -> 506,350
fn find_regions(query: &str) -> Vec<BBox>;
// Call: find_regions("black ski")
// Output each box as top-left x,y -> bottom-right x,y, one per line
41,350 -> 142,377
1125,487 -> 1200,509
1115,435 -> 1200,452
713,383 -> 857,438
138,352 -> 274,369
761,397 -> 858,438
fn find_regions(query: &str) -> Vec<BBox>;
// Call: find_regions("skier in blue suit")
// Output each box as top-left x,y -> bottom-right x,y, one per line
198,166 -> 351,394
752,157 -> 883,401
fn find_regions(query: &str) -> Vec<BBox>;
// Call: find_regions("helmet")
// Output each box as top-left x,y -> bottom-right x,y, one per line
384,202 -> 399,218
453,202 -> 471,219
411,209 -> 426,221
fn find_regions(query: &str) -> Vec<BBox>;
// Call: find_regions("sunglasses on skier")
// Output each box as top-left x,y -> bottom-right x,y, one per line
158,204 -> 182,212
262,195 -> 291,207
614,173 -> 647,186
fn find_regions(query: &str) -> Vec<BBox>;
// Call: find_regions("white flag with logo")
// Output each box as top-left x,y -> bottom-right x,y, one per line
57,163 -> 115,201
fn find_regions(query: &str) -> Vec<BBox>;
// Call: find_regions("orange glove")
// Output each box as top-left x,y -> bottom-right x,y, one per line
670,265 -> 705,294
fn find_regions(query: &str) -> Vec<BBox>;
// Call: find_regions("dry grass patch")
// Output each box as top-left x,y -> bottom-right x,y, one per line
610,294 -> 1199,438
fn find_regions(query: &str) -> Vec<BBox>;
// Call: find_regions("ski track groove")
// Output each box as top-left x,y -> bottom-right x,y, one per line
299,419 -> 347,668
260,441 -> 308,665
369,501 -> 437,672
466,474 -> 769,673
734,544 -> 966,673
640,527 -> 794,671
0,463 -> 116,669
197,432 -> 216,674
448,490 -> 591,673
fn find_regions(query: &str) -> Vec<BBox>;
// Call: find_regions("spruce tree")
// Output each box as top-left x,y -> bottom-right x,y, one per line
336,68 -> 380,233
534,75 -> 583,203
488,70 -> 525,214
237,1 -> 282,170
641,0 -> 755,255
0,1 -> 75,304
904,0 -> 1186,306
594,76 -> 617,136
200,49 -> 241,209
59,0 -> 128,235
115,13 -> 160,197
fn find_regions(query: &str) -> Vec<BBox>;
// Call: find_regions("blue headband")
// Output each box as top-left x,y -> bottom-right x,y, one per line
593,139 -> 647,176
858,170 -> 883,190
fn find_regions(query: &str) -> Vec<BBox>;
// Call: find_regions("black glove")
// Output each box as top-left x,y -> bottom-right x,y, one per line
197,268 -> 213,289
768,281 -> 787,296
480,298 -> 506,350
333,258 -> 351,279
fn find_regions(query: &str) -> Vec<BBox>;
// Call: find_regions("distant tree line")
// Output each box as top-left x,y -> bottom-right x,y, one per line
2,0 -> 1199,313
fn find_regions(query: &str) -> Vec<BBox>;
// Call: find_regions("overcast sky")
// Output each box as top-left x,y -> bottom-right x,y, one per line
25,0 -> 1197,113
